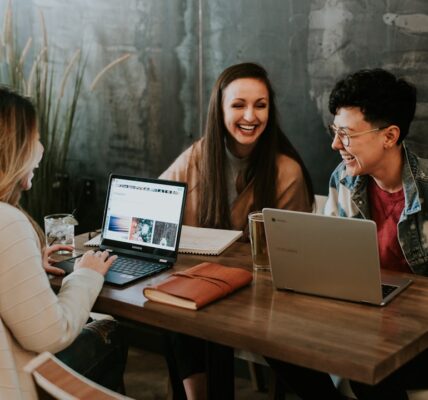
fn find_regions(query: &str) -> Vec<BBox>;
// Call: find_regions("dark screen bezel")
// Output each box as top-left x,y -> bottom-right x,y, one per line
99,174 -> 187,261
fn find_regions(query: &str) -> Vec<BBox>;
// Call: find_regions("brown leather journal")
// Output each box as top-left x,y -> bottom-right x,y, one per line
143,262 -> 253,310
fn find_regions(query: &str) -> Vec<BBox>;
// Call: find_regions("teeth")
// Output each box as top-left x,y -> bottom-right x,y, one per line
239,124 -> 256,131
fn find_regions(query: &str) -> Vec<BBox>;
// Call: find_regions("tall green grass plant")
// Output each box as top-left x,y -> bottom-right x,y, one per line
0,1 -> 129,223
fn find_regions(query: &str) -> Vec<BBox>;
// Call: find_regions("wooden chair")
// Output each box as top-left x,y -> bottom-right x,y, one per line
409,391 -> 428,400
24,352 -> 132,400
336,369 -> 428,399
234,349 -> 285,399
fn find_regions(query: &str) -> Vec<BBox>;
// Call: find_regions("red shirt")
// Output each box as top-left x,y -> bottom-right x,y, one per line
368,179 -> 410,273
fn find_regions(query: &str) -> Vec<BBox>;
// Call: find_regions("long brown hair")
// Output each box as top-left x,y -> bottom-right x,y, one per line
0,86 -> 45,246
198,62 -> 314,228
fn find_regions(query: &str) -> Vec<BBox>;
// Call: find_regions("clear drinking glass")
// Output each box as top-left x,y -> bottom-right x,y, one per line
44,214 -> 77,254
248,211 -> 270,271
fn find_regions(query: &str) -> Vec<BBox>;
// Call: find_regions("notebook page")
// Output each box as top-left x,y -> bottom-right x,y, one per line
178,225 -> 243,255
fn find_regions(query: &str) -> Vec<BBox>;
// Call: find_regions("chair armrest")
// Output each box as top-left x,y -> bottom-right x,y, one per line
24,352 -> 131,400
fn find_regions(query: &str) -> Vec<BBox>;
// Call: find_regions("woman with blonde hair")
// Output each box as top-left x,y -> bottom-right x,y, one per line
0,87 -> 127,399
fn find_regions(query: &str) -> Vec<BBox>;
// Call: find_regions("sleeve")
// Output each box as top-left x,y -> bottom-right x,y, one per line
323,166 -> 342,217
159,144 -> 195,181
0,211 -> 104,354
275,156 -> 312,212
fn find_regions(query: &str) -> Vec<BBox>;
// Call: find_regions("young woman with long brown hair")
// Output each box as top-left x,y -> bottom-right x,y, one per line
162,62 -> 313,234
161,62 -> 314,399
0,87 -> 127,399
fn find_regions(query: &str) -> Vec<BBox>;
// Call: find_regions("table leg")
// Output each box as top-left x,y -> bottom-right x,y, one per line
205,341 -> 234,400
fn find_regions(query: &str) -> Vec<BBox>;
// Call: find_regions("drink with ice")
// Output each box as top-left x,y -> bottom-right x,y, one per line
44,214 -> 77,254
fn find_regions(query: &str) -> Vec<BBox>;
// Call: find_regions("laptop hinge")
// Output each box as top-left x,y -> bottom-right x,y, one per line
100,244 -> 175,264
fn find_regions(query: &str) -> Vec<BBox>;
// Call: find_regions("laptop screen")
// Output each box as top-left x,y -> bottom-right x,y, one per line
100,175 -> 187,259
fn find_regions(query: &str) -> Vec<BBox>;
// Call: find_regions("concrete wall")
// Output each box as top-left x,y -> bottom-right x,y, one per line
2,0 -> 428,227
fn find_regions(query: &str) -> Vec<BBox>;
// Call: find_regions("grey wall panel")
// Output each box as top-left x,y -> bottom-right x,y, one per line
307,0 -> 428,158
62,0 -> 198,180
1,0 -> 198,223
202,0 -> 339,194
1,0 -> 427,226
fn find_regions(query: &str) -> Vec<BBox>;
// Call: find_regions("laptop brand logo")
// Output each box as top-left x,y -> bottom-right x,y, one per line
272,218 -> 288,223
132,245 -> 143,251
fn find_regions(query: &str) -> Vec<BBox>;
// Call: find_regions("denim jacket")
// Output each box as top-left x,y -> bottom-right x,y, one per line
324,146 -> 428,275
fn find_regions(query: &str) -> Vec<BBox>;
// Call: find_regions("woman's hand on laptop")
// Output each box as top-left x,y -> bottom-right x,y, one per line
75,250 -> 118,276
43,244 -> 74,276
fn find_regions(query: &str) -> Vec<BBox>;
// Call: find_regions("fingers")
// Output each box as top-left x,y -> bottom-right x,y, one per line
94,250 -> 110,261
45,265 -> 66,276
77,250 -> 116,276
49,244 -> 74,252
105,254 -> 118,267
46,244 -> 74,255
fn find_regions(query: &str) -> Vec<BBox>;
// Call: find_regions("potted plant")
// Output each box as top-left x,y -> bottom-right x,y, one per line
0,1 -> 129,224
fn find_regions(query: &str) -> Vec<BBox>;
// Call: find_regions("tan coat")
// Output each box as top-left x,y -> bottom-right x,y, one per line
160,139 -> 312,233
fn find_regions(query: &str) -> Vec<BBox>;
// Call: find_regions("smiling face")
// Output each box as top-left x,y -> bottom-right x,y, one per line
331,107 -> 388,177
222,78 -> 269,158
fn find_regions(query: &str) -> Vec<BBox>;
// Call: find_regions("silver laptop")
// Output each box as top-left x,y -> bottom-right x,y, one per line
263,208 -> 412,306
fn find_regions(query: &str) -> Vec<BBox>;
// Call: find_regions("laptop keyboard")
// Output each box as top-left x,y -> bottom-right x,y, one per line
110,256 -> 169,278
382,284 -> 397,298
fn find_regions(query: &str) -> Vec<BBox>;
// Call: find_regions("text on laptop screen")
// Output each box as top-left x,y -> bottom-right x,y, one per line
103,178 -> 185,251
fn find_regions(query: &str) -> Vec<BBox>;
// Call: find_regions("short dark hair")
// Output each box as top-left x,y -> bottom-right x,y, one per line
329,68 -> 416,143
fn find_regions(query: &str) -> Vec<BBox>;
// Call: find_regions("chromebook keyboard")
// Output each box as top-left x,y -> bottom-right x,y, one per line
381,284 -> 397,299
110,256 -> 169,279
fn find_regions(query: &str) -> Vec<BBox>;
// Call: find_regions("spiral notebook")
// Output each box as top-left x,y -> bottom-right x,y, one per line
178,225 -> 243,255
85,225 -> 243,256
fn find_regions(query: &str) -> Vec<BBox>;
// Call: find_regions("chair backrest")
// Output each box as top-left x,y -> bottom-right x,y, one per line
24,352 -> 132,400
313,194 -> 328,215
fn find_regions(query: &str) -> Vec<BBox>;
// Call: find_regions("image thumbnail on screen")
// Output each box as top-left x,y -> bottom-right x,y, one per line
152,221 -> 178,247
129,217 -> 154,243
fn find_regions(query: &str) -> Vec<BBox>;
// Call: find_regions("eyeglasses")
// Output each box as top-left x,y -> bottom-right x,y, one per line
327,125 -> 387,147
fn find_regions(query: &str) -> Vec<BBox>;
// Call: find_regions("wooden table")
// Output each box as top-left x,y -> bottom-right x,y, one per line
52,233 -> 428,397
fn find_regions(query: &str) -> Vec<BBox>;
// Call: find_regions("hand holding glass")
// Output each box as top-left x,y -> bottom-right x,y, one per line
44,214 -> 77,254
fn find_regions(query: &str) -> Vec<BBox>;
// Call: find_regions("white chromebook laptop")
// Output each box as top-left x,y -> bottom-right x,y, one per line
263,209 -> 412,306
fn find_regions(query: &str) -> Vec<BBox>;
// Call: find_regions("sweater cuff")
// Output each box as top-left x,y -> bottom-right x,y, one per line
62,267 -> 104,289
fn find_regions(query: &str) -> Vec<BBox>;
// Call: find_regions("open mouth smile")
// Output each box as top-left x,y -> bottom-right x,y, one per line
341,153 -> 356,164
238,124 -> 257,132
